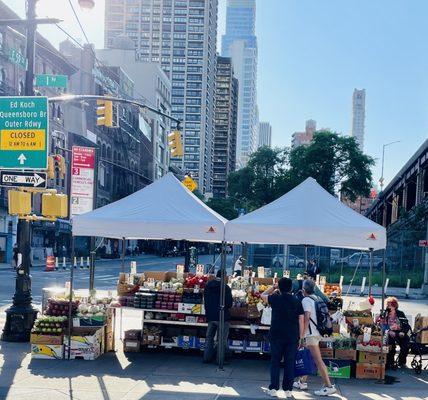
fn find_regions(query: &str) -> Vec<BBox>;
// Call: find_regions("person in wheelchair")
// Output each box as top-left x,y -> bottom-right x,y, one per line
384,297 -> 411,368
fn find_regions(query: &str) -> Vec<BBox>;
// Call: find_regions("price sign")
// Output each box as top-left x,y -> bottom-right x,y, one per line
339,275 -> 344,289
243,269 -> 250,278
257,266 -> 265,278
176,264 -> 184,279
316,274 -> 320,285
130,261 -> 137,275
196,264 -> 205,276
283,270 -> 290,278
319,276 -> 327,286
147,277 -> 155,284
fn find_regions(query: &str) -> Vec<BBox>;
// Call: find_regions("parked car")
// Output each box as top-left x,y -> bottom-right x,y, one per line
271,254 -> 306,269
334,252 -> 384,269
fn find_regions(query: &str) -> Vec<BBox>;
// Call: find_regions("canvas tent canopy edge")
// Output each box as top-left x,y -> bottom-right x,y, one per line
224,177 -> 386,250
72,172 -> 227,242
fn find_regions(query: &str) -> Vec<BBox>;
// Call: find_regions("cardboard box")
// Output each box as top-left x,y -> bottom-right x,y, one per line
123,339 -> 141,352
332,323 -> 340,334
30,334 -> 63,345
335,349 -> 357,361
65,345 -> 101,360
356,335 -> 388,353
356,362 -> 385,379
320,359 -> 352,379
346,316 -> 374,326
358,351 -> 386,364
319,338 -> 334,348
73,316 -> 106,327
416,330 -> 428,344
177,303 -> 205,315
65,327 -> 104,349
142,334 -> 161,346
178,335 -> 196,349
105,331 -> 115,352
414,314 -> 428,330
320,348 -> 334,359
195,337 -> 206,350
31,344 -> 64,359
245,340 -> 262,352
125,329 -> 141,340
228,339 -> 245,351
185,316 -> 198,324
161,336 -> 179,348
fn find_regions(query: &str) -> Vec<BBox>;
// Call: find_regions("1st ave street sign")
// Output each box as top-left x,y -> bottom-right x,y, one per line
0,170 -> 47,188
0,96 -> 48,169
35,74 -> 68,88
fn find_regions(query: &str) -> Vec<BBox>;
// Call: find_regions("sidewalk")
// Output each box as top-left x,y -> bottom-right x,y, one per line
0,311 -> 427,400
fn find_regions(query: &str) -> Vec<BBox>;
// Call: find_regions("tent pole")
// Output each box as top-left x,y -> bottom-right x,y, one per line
368,248 -> 374,296
67,235 -> 75,360
381,248 -> 386,311
217,241 -> 227,370
304,245 -> 308,272
121,237 -> 126,273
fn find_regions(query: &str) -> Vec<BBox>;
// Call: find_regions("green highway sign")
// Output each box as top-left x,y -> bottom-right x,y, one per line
9,48 -> 27,70
0,96 -> 49,170
35,74 -> 68,88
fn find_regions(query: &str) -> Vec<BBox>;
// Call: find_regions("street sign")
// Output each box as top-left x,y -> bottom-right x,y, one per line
70,146 -> 95,216
419,240 -> 428,247
9,48 -> 27,69
35,74 -> 68,88
182,175 -> 197,192
0,170 -> 46,188
0,96 -> 48,169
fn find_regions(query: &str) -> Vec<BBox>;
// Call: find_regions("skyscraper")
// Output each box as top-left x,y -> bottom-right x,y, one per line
291,119 -> 317,149
222,0 -> 258,168
213,56 -> 238,198
104,0 -> 218,192
258,122 -> 272,147
351,89 -> 366,151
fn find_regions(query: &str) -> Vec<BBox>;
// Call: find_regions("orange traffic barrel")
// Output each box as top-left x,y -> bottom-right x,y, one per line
45,255 -> 55,271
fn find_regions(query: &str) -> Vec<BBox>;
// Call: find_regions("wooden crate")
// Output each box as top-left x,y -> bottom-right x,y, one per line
356,362 -> 385,379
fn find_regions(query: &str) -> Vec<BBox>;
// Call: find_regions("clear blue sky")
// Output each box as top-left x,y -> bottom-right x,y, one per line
5,0 -> 427,188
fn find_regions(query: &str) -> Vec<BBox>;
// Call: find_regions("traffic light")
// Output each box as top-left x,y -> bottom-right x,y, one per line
8,191 -> 31,215
42,193 -> 68,218
53,155 -> 66,179
96,99 -> 113,127
168,130 -> 183,157
47,156 -> 55,179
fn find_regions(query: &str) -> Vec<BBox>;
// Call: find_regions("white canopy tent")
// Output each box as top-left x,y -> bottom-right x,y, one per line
225,177 -> 386,250
72,172 -> 227,242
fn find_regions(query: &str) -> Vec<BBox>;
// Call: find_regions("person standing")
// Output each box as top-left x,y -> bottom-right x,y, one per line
12,243 -> 19,269
306,259 -> 320,279
233,256 -> 245,276
294,279 -> 336,396
261,278 -> 304,398
203,269 -> 233,364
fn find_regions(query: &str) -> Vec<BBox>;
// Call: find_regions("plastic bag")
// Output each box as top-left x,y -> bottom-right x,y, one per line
261,306 -> 272,325
294,348 -> 317,377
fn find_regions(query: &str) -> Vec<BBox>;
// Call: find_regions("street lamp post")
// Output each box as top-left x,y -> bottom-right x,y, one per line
379,141 -> 401,192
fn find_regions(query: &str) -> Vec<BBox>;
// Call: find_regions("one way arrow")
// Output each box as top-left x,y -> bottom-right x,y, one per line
18,153 -> 26,165
33,173 -> 46,187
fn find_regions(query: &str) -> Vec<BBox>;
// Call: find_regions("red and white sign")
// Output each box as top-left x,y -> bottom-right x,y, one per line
70,146 -> 95,216
419,240 -> 428,247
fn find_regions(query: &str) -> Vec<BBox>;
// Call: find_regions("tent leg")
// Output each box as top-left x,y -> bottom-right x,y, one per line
381,249 -> 386,311
304,245 -> 308,271
67,236 -> 75,360
121,238 -> 126,273
217,241 -> 227,370
368,248 -> 374,296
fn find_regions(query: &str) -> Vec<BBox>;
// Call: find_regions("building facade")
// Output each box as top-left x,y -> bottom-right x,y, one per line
291,119 -> 317,149
96,38 -> 171,180
213,56 -> 238,198
222,0 -> 258,168
258,121 -> 272,147
351,88 -> 365,150
104,0 -> 218,192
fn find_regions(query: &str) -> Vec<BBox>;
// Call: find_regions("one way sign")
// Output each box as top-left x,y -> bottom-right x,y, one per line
0,170 -> 47,188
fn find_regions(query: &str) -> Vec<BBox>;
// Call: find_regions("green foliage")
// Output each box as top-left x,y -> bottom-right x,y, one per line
206,197 -> 238,220
228,131 -> 374,208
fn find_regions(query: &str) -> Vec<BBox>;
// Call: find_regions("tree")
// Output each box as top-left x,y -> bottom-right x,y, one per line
206,197 -> 238,220
289,131 -> 374,201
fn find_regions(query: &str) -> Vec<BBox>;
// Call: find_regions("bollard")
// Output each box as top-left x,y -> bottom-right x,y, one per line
86,256 -> 90,269
62,256 -> 66,270
360,276 -> 366,296
339,275 -> 344,290
55,257 -> 59,271
384,278 -> 389,296
73,256 -> 77,269
80,256 -> 84,269
405,279 -> 411,299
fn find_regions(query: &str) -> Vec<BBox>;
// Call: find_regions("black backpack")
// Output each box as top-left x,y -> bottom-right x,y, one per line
309,295 -> 333,336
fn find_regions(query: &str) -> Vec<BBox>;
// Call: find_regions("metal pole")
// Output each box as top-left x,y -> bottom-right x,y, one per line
24,0 -> 36,97
368,248 -> 374,296
67,236 -> 75,360
304,245 -> 308,271
381,249 -> 386,311
217,241 -> 227,370
380,145 -> 386,192
422,219 -> 428,294
121,237 -> 126,273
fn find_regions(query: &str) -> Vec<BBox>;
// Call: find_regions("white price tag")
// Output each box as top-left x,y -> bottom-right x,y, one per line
130,261 -> 137,275
319,276 -> 327,286
316,274 -> 320,285
257,266 -> 265,278
196,264 -> 205,276
283,270 -> 290,278
194,285 -> 200,293
147,277 -> 155,284
176,264 -> 184,279
243,269 -> 250,278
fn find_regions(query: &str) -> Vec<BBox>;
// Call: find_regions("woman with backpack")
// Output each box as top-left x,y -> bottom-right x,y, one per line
293,279 -> 336,396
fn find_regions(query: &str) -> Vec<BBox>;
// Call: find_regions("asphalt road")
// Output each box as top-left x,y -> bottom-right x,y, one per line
0,253 -> 228,308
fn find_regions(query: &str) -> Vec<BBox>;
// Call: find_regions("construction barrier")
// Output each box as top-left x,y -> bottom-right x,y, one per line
45,255 -> 55,272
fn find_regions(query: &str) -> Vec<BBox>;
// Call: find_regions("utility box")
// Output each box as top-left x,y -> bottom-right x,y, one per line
8,190 -> 31,215
42,193 -> 68,218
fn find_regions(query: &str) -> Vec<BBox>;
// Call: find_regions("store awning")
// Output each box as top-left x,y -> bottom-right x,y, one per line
225,177 -> 386,250
72,173 -> 227,242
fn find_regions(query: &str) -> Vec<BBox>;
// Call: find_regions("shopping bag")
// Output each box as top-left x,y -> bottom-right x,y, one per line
261,306 -> 272,325
294,348 -> 317,377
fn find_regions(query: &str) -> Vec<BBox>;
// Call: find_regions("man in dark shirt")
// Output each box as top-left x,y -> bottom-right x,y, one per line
203,269 -> 233,363
261,278 -> 304,397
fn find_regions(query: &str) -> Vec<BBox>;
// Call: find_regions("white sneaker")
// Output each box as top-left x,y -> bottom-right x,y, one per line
284,390 -> 293,398
293,380 -> 308,390
314,385 -> 337,396
264,388 -> 278,397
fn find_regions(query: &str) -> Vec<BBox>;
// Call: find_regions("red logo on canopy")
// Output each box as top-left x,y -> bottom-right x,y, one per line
207,226 -> 216,233
367,233 -> 377,240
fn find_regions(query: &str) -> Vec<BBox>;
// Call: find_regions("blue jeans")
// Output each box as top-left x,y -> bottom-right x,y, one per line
203,321 -> 230,363
269,339 -> 298,391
